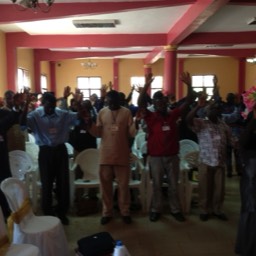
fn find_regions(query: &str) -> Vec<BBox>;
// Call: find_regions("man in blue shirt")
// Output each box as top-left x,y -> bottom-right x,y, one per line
22,88 -> 82,225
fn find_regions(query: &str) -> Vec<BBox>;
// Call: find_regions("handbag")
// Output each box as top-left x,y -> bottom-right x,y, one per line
76,232 -> 115,256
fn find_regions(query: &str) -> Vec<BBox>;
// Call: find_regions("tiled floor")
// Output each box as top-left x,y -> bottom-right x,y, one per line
63,175 -> 241,256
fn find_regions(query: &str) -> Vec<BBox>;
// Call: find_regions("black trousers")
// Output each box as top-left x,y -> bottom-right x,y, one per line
39,144 -> 70,215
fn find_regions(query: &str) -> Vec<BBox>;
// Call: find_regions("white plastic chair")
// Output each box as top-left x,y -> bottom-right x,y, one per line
70,148 -> 101,208
8,150 -> 35,181
25,142 -> 39,164
179,140 -> 200,214
0,178 -> 69,256
8,150 -> 37,209
65,142 -> 74,158
0,206 -> 41,256
28,133 -> 36,143
179,139 -> 199,159
132,132 -> 146,156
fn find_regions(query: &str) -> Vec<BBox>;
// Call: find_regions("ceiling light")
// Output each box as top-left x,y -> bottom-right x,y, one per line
81,60 -> 98,69
246,57 -> 256,63
11,0 -> 54,13
247,17 -> 256,25
73,19 -> 117,28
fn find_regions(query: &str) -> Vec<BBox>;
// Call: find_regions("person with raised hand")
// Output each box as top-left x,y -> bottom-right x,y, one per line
137,72 -> 193,222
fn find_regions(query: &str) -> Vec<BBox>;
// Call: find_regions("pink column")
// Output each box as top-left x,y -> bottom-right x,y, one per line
163,45 -> 177,96
144,64 -> 152,95
144,64 -> 152,76
113,58 -> 119,91
178,58 -> 185,100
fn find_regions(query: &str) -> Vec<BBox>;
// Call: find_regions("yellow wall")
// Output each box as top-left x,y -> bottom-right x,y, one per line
41,61 -> 50,91
11,50 -> 256,101
118,59 -> 144,96
245,62 -> 256,91
183,57 -> 239,99
56,58 -> 166,98
17,48 -> 35,91
55,59 -> 113,98
0,31 -> 7,94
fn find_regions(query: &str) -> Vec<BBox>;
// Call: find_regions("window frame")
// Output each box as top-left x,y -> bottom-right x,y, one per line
130,75 -> 163,106
191,74 -> 215,99
17,68 -> 30,92
77,76 -> 102,100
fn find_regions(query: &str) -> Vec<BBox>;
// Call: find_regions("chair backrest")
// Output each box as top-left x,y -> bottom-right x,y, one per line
74,148 -> 100,180
65,142 -> 74,158
134,132 -> 146,150
129,153 -> 145,181
28,133 -> 36,143
0,178 -> 31,213
179,139 -> 199,159
140,141 -> 147,155
9,150 -> 35,180
25,142 -> 39,163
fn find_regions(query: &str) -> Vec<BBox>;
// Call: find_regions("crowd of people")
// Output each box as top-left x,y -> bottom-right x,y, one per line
1,72 -> 256,255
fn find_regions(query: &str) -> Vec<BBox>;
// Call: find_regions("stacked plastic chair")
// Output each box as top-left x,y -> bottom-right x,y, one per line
1,177 -> 70,256
0,206 -> 41,256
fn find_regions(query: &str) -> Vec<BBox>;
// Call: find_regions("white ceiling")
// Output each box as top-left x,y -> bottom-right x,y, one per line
0,0 -> 255,60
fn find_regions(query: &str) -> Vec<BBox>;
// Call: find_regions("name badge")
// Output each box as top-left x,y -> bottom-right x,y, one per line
80,129 -> 87,134
162,125 -> 170,131
49,128 -> 57,134
111,124 -> 119,132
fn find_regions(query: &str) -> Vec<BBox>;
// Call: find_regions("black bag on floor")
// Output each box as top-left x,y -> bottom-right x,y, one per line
76,232 -> 115,256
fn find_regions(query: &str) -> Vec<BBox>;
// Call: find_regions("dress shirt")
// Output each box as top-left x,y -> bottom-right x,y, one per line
27,107 -> 78,147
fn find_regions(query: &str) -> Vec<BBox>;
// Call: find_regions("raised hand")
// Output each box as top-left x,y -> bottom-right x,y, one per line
108,81 -> 113,91
100,84 -> 108,98
63,86 -> 72,98
74,88 -> 83,103
213,75 -> 218,86
180,71 -> 191,86
212,77 -> 220,96
145,73 -> 154,87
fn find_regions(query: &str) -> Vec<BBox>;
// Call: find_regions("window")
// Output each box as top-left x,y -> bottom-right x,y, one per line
150,76 -> 163,97
191,75 -> 214,99
40,74 -> 48,93
130,76 -> 145,106
77,77 -> 102,100
17,68 -> 30,92
130,76 -> 163,106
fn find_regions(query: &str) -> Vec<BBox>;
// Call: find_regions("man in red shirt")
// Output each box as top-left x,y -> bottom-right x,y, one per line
137,72 -> 193,222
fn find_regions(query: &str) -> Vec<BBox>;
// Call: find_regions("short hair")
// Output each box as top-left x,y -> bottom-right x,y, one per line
4,90 -> 14,98
153,90 -> 164,100
106,90 -> 120,100
41,92 -> 56,105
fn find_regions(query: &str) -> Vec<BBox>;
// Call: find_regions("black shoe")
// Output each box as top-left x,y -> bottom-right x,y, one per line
122,216 -> 132,224
171,212 -> 186,222
213,213 -> 228,221
100,216 -> 112,225
199,214 -> 209,221
149,212 -> 160,222
58,215 -> 69,225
